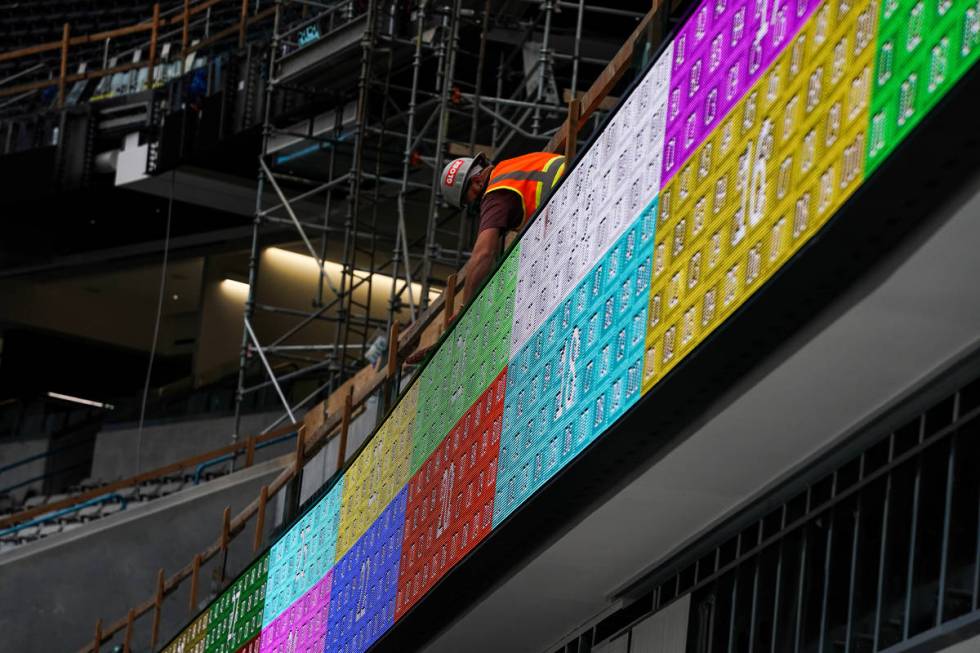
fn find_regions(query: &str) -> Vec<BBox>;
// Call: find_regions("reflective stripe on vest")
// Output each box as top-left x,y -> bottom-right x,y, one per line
485,152 -> 566,227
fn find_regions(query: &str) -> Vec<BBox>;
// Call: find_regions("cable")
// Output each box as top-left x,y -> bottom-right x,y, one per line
136,169 -> 175,473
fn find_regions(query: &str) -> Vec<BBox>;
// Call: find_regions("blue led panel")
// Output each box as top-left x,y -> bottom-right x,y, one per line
326,488 -> 407,653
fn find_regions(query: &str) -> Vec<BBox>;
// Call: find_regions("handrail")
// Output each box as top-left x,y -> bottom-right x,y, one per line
0,0 -> 276,102
0,423 -> 295,530
0,460 -> 91,496
192,431 -> 297,484
0,492 -> 127,538
0,435 -> 94,476
0,0 -> 224,64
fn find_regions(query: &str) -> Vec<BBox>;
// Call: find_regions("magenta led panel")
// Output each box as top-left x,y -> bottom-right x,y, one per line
661,0 -> 821,187
259,571 -> 332,653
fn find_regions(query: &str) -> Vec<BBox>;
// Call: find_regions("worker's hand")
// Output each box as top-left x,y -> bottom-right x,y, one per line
404,345 -> 433,366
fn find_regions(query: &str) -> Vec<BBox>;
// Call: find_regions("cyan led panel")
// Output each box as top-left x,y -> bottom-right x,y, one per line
326,488 -> 407,653
263,477 -> 342,627
495,204 -> 656,527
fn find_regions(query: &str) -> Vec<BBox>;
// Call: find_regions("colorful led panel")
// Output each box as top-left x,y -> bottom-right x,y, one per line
259,570 -> 331,653
867,0 -> 980,171
643,0 -> 875,390
510,47 -> 672,357
264,478 -> 343,626
326,489 -> 407,653
495,206 -> 656,526
335,383 -> 415,562
204,554 -> 268,653
412,245 -> 518,472
396,368 -> 505,618
661,0 -> 822,187
163,2 -> 980,651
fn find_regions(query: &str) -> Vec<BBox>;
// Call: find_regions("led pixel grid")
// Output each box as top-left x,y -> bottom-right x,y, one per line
263,477 -> 343,626
644,0 -> 875,390
396,368 -> 505,618
412,246 -> 517,472
204,554 -> 268,653
496,206 -> 656,526
326,489 -> 407,653
259,570 -> 331,653
335,383 -> 415,561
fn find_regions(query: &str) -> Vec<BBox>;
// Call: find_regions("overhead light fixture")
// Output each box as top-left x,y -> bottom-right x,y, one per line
47,391 -> 115,410
264,247 -> 438,300
221,278 -> 250,292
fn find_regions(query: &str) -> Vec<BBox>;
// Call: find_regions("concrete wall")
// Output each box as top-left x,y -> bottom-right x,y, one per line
0,456 -> 288,653
91,411 -> 286,481
0,436 -> 49,503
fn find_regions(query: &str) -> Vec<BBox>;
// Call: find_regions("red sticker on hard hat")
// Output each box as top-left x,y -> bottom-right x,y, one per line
445,158 -> 465,186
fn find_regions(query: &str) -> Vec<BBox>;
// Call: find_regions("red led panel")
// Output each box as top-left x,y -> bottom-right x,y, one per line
395,367 -> 507,619
236,634 -> 260,653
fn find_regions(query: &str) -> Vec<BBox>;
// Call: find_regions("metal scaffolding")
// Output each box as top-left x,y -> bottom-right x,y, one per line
233,0 -> 641,439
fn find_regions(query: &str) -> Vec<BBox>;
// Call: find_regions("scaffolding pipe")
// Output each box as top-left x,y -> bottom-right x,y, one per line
531,0 -> 555,135
389,0 -> 428,327
420,0 -> 462,307
243,318 -> 297,423
571,0 -> 585,100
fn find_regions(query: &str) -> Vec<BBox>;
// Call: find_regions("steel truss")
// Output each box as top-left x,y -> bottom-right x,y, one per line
234,0 -> 623,439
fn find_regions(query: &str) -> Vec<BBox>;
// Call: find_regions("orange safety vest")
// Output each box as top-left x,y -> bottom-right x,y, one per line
485,152 -> 566,227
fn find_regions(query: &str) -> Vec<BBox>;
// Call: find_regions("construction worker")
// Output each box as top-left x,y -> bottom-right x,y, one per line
405,151 -> 565,366
440,151 -> 566,304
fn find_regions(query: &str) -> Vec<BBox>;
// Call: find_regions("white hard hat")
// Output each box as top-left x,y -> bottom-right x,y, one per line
440,153 -> 488,209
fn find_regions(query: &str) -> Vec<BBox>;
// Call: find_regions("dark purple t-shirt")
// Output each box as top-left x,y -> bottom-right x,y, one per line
477,189 -> 523,233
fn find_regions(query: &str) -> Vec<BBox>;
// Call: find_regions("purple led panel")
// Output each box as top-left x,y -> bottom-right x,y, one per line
662,0 -> 821,187
259,571 -> 332,653
326,488 -> 407,653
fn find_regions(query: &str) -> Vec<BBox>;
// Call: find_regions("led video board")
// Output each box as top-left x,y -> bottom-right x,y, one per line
397,368 -> 505,618
162,2 -> 980,651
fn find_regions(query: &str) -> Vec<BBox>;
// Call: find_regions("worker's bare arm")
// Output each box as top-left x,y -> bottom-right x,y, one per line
464,226 -> 502,305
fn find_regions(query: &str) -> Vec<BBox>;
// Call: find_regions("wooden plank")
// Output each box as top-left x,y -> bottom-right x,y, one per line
122,609 -> 134,653
238,0 -> 249,48
147,4 -> 160,88
254,485 -> 268,553
565,97 -> 581,160
337,389 -> 353,469
58,23 -> 70,108
545,3 -> 660,153
181,0 -> 191,66
150,568 -> 164,650
443,273 -> 457,332
189,553 -> 200,615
